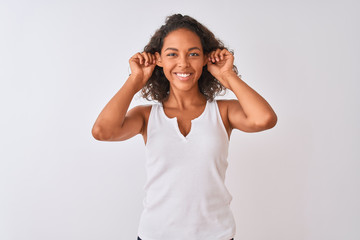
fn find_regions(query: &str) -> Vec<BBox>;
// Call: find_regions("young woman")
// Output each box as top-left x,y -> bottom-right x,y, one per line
92,14 -> 277,240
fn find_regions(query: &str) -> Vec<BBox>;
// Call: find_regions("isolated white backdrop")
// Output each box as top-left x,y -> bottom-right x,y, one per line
1,0 -> 359,239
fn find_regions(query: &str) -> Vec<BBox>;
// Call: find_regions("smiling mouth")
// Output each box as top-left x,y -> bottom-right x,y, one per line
175,73 -> 191,78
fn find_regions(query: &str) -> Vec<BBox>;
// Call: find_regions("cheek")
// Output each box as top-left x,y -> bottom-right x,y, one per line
161,64 -> 173,80
161,62 -> 173,72
194,62 -> 205,73
162,64 -> 172,75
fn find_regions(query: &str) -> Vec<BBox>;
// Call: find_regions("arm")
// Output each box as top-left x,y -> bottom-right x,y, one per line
207,49 -> 277,132
92,52 -> 156,141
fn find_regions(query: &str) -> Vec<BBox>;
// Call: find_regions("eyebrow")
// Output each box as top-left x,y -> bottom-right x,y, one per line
164,47 -> 201,52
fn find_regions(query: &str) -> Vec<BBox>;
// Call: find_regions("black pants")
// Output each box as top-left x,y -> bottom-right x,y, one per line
137,237 -> 234,240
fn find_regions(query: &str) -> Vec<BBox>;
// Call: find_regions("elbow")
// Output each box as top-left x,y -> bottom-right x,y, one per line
254,113 -> 278,131
92,125 -> 111,141
267,112 -> 278,129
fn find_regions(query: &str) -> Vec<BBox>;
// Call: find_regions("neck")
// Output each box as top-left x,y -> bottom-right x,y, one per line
163,86 -> 207,110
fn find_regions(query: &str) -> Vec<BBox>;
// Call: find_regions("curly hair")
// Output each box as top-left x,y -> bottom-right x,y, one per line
141,14 -> 238,102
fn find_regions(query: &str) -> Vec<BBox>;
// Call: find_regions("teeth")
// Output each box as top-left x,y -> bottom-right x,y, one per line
176,73 -> 190,77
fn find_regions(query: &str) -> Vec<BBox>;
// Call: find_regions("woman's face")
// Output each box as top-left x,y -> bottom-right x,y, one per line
156,28 -> 207,92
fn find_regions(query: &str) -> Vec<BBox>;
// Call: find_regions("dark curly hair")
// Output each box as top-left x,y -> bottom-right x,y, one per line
141,14 -> 238,102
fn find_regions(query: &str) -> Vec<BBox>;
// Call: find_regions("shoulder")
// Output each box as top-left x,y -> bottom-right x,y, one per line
132,104 -> 153,112
215,99 -> 238,112
129,104 -> 153,119
216,99 -> 245,131
216,99 -> 244,114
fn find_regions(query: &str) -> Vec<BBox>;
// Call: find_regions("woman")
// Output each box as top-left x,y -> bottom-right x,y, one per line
92,14 -> 277,240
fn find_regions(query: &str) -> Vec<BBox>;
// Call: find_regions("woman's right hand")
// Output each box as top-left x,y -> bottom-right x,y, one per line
128,52 -> 157,90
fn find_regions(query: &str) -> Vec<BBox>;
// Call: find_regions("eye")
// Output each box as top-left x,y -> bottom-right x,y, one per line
167,53 -> 177,57
189,53 -> 200,56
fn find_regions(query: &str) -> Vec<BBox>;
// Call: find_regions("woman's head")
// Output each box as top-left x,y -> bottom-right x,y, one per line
141,14 -> 237,102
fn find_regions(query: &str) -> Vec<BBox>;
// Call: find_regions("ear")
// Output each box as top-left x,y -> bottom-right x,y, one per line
203,54 -> 209,66
155,52 -> 163,67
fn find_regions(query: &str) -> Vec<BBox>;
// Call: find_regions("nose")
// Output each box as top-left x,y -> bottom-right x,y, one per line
177,55 -> 190,68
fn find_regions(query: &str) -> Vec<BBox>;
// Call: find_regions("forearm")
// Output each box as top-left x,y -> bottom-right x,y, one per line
92,75 -> 141,136
224,71 -> 277,123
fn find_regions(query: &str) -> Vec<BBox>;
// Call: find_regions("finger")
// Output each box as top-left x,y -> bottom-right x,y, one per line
210,51 -> 215,63
129,53 -> 140,65
145,52 -> 156,66
135,52 -> 144,65
209,51 -> 216,63
209,49 -> 220,62
142,52 -> 151,66
214,49 -> 222,61
219,49 -> 229,60
146,53 -> 153,65
148,53 -> 156,65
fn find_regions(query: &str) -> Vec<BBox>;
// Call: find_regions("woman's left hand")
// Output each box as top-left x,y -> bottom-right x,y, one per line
207,49 -> 236,89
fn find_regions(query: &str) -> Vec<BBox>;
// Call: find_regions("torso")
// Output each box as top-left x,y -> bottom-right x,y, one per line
140,99 -> 232,144
138,99 -> 236,239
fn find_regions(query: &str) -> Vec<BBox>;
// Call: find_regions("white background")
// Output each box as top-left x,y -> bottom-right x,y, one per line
1,0 -> 359,239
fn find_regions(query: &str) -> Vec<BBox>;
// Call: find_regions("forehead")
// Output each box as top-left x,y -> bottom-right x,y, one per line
162,28 -> 202,50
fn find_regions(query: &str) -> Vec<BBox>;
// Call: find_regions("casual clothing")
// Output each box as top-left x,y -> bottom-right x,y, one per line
137,100 -> 236,240
137,237 -> 234,240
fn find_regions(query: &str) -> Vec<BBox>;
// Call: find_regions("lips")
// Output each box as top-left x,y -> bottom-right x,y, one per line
175,73 -> 191,77
174,72 -> 192,81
